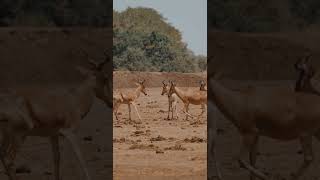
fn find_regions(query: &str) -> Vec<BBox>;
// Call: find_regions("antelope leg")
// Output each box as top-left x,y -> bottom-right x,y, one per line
1,133 -> 25,180
60,129 -> 91,180
128,104 -> 131,121
250,136 -> 259,180
238,134 -> 268,180
175,106 -> 179,120
1,151 -> 18,180
183,110 -> 195,119
185,104 -> 190,121
197,104 -> 206,123
50,135 -> 61,180
0,136 -> 17,180
290,135 -> 314,180
167,99 -> 171,120
131,102 -> 142,121
208,127 -> 222,180
170,101 -> 174,120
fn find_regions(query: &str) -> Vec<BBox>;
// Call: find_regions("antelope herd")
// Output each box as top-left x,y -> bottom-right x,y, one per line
113,79 -> 207,123
2,51 -> 320,180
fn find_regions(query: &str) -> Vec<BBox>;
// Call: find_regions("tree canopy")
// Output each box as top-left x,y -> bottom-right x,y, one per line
113,8 -> 206,72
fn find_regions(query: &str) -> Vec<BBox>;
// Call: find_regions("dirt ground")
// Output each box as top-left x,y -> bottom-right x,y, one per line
113,87 -> 207,180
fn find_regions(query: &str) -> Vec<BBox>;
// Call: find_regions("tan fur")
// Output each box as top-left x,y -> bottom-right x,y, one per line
113,80 -> 147,122
199,80 -> 207,91
168,81 -> 207,123
209,77 -> 320,180
0,55 -> 110,180
161,81 -> 179,120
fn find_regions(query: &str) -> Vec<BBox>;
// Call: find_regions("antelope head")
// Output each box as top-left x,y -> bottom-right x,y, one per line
294,53 -> 320,96
161,80 -> 169,96
78,49 -> 112,107
199,80 -> 207,91
136,79 -> 147,96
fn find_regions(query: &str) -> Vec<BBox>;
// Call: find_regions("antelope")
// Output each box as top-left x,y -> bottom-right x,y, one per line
113,80 -> 147,123
199,80 -> 207,91
168,81 -> 207,123
208,67 -> 320,180
161,80 -> 179,120
294,54 -> 320,95
0,52 -> 110,180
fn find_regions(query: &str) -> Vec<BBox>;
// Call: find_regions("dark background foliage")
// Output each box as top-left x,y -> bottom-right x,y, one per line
208,0 -> 320,32
0,0 -> 112,26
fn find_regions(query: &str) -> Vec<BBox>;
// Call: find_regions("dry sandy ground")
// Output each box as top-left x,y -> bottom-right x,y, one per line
113,87 -> 207,180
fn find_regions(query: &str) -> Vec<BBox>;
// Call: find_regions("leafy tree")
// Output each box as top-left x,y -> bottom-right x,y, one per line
113,8 -> 206,72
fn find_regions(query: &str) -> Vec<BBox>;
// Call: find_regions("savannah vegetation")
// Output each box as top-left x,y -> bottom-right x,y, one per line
113,8 -> 207,73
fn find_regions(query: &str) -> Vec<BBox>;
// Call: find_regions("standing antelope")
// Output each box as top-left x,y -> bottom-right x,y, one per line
0,52 -> 110,180
161,80 -> 179,120
294,54 -> 320,95
199,80 -> 207,91
168,81 -> 207,123
208,68 -> 320,180
113,80 -> 147,123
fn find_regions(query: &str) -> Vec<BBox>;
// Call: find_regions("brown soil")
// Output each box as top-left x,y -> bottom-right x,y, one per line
113,87 -> 207,180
